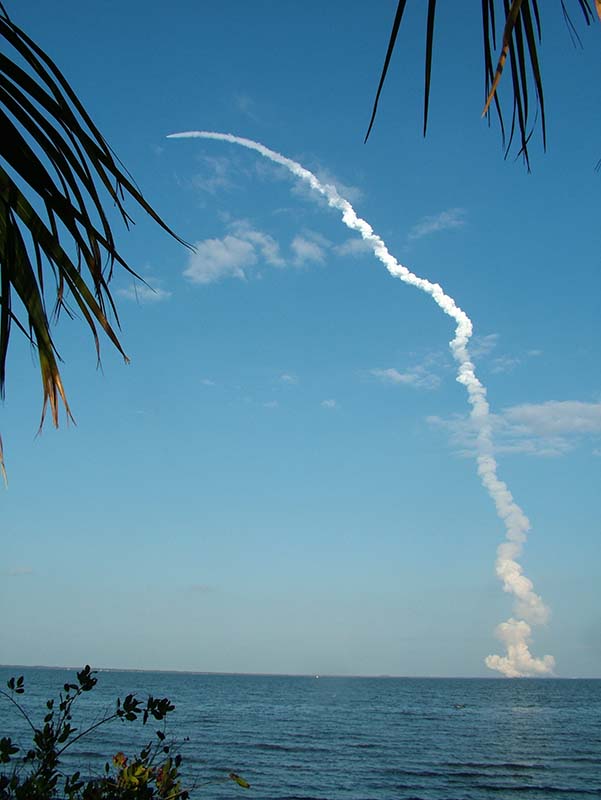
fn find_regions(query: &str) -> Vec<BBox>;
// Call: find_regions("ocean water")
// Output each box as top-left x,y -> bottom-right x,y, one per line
1,667 -> 600,799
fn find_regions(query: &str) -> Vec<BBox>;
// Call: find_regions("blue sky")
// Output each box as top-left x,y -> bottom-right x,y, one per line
1,1 -> 600,677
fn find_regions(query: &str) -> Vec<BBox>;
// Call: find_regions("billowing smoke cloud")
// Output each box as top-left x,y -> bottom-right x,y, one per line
486,619 -> 555,677
168,131 -> 555,677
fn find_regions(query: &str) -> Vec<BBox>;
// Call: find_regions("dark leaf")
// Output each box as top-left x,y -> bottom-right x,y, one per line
364,0 -> 408,142
365,0 -> 596,167
0,5 -> 189,475
423,0 -> 437,136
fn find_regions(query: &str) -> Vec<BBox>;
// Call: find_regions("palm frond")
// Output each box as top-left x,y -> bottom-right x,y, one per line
0,4 -> 190,479
365,0 -> 599,168
364,0 -> 408,143
423,0 -> 437,136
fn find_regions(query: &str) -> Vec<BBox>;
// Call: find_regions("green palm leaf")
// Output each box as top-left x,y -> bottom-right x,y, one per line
0,3 -> 189,479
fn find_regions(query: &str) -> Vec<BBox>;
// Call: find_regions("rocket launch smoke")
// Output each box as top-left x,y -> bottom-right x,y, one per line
168,130 -> 555,677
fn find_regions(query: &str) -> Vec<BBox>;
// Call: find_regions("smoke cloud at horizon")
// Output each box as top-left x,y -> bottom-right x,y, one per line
168,130 -> 555,677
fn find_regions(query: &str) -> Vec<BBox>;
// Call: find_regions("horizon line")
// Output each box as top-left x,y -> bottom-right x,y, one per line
1,664 -> 597,680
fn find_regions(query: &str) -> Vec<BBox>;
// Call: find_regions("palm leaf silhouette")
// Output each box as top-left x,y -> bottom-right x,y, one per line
0,4 -> 188,479
365,0 -> 599,169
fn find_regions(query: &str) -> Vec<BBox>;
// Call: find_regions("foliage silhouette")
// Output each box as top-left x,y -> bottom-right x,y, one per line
365,0 -> 600,169
0,667 -> 250,799
0,2 -> 188,478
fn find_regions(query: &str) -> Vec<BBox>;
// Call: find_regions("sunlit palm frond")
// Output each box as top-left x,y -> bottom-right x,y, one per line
365,0 -> 599,169
0,4 -> 188,478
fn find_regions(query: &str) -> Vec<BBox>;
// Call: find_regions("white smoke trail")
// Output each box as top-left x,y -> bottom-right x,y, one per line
168,130 -> 555,677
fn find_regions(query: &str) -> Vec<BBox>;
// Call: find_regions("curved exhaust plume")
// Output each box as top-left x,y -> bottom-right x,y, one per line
168,130 -> 555,677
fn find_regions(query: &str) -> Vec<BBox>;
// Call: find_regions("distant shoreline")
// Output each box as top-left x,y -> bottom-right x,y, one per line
1,665 -> 598,680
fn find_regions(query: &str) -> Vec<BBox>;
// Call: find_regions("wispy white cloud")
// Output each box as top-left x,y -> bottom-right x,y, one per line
407,208 -> 467,241
230,220 -> 285,266
429,400 -> 601,457
185,214 -> 380,286
334,237 -> 373,257
291,234 -> 327,265
192,155 -> 237,194
470,333 -> 499,359
185,235 -> 256,284
263,400 -> 279,409
321,399 -> 338,409
504,401 -> 601,436
201,378 -> 216,386
292,229 -> 372,266
490,355 -> 521,374
280,373 -> 298,384
469,334 -> 541,374
233,93 -> 259,122
184,222 -> 283,285
118,279 -> 171,304
371,364 -> 441,390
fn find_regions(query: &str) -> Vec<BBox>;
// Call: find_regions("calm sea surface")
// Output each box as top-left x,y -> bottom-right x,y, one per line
1,667 -> 599,799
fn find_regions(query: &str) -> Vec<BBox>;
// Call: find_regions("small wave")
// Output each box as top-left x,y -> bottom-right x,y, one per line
383,767 -> 443,778
249,742 -> 329,753
552,755 -> 601,764
472,783 -> 599,795
62,750 -> 103,759
367,781 -> 430,797
444,761 -> 547,772
278,795 -> 330,800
